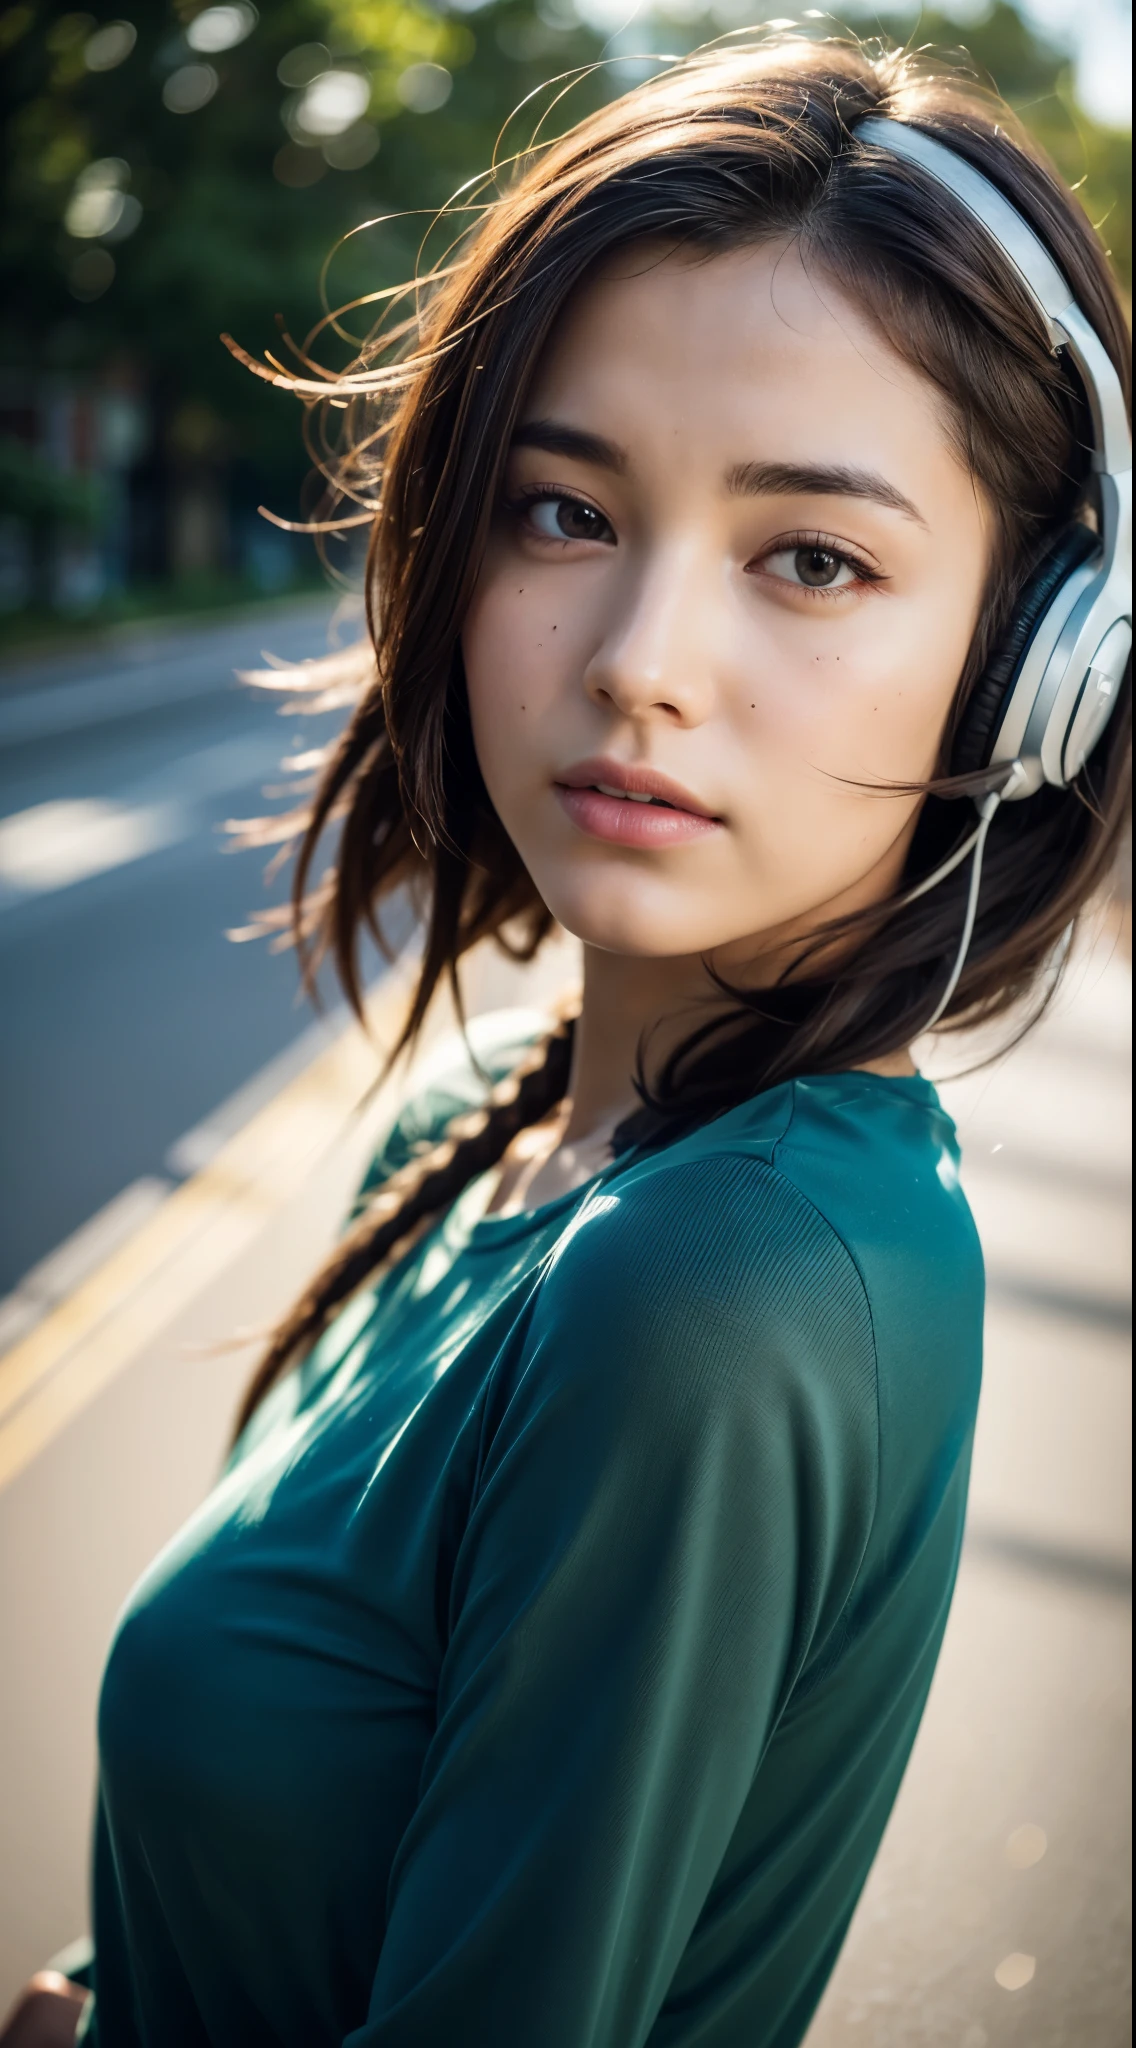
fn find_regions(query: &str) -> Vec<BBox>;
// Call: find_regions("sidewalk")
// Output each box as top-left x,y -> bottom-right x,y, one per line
806,921 -> 1132,2047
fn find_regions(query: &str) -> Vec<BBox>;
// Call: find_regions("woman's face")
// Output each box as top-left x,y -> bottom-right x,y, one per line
462,239 -> 991,970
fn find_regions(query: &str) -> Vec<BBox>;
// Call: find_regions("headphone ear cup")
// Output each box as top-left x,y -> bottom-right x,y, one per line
953,523 -> 1100,778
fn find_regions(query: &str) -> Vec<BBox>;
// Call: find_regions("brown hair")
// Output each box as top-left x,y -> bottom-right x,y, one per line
230,32 -> 1131,1436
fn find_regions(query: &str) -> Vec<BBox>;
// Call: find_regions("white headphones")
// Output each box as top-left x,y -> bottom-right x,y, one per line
858,116 -> 1132,798
856,117 -> 1132,1024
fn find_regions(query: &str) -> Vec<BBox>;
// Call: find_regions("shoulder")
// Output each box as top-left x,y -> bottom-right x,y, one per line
523,1068 -> 983,1432
770,1072 -> 983,1272
531,1141 -> 879,1431
765,1073 -> 986,1391
352,1007 -> 550,1215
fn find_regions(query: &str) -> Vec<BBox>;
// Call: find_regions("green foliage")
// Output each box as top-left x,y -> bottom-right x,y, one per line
1025,95 -> 1131,297
0,0 -> 608,408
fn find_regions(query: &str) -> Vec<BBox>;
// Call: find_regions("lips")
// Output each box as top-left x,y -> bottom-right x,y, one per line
554,756 -> 722,848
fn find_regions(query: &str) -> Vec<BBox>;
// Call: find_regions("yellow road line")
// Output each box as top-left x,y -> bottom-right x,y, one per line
0,972 -> 413,1493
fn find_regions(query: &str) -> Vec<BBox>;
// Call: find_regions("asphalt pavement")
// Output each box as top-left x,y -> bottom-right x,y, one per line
0,597 -> 362,1301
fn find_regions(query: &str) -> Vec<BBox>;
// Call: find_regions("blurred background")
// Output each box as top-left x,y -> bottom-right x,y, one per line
0,2 -> 1130,2039
0,0 -> 1130,638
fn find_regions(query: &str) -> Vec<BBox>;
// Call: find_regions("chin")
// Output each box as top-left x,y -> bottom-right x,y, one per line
533,867 -> 739,960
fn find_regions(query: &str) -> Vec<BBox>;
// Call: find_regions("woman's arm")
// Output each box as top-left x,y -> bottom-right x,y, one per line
347,1153 -> 879,2048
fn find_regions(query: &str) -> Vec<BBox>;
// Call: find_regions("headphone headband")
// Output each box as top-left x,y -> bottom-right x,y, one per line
855,115 -> 1132,797
856,118 -> 1131,477
857,118 -> 1073,323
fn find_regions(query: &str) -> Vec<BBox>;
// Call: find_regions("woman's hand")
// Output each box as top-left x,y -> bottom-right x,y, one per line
0,1974 -> 89,2048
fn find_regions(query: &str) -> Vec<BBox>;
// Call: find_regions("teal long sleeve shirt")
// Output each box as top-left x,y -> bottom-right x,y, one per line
84,1010 -> 984,2048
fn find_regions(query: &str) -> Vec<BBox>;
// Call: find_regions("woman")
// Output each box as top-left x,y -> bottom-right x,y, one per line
10,31 -> 1130,2048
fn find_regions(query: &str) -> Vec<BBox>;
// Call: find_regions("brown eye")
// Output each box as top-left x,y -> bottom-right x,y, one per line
528,496 -> 614,544
795,545 -> 841,587
558,499 -> 607,540
757,543 -> 860,593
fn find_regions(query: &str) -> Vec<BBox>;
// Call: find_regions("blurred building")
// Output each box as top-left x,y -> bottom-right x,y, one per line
0,366 -> 306,617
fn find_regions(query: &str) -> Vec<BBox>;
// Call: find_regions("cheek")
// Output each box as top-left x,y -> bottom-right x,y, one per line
462,566 -> 597,810
846,522 -> 989,773
462,580 -> 538,805
746,582 -> 978,790
717,576 -> 981,912
463,575 -> 524,715
465,574 -> 551,722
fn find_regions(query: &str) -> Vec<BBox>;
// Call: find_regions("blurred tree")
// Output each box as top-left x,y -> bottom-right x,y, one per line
0,0 -> 611,582
0,0 -> 1128,600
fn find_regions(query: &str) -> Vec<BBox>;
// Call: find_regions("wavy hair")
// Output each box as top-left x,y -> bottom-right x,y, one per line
229,32 -> 1131,1435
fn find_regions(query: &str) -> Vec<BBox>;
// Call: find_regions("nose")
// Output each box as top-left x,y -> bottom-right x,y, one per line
583,542 -> 717,728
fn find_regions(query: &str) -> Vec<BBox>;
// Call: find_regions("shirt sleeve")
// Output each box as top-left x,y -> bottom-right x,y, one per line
346,1150 -> 879,2048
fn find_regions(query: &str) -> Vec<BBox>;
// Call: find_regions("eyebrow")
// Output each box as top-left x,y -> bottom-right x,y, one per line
726,459 -> 925,525
511,422 -> 925,526
511,419 -> 628,474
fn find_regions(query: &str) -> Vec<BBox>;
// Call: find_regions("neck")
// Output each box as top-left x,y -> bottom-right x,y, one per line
562,947 -> 724,1143
562,881 -> 919,1143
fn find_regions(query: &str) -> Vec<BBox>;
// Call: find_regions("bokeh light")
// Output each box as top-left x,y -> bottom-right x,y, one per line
83,20 -> 137,71
162,63 -> 220,114
1005,1823 -> 1048,1868
994,1953 -> 1038,1991
186,3 -> 258,55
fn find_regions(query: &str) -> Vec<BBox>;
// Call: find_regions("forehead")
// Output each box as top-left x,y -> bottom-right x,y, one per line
522,238 -> 964,482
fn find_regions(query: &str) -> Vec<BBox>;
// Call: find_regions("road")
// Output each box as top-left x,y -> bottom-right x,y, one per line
0,598 -> 365,1304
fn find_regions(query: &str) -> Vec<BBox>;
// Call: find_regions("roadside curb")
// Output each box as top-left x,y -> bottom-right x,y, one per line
0,972 -> 411,1494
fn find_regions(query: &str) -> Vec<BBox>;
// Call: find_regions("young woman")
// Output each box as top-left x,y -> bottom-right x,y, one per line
10,31 -> 1130,2048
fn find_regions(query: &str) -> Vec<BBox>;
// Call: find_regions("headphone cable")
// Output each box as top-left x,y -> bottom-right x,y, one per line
921,788 -> 1004,1031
